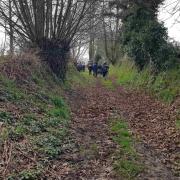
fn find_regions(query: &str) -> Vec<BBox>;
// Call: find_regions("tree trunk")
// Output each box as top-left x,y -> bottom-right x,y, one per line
39,38 -> 70,80
9,0 -> 14,54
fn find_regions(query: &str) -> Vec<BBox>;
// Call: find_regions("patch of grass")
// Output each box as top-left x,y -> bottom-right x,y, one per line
8,125 -> 27,141
109,59 -> 180,103
7,168 -> 42,180
109,61 -> 138,86
0,75 -> 25,101
79,143 -> 99,158
48,108 -> 69,119
0,127 -> 9,142
114,159 -> 142,179
65,64 -> 95,88
111,120 -> 128,131
0,112 -> 12,124
32,74 -> 45,86
101,79 -> 115,90
89,143 -> 99,156
30,96 -> 69,158
25,101 -> 69,158
81,71 -> 95,84
110,119 -> 143,179
44,117 -> 68,127
51,96 -> 65,108
32,133 -> 62,158
176,119 -> 180,130
49,96 -> 70,119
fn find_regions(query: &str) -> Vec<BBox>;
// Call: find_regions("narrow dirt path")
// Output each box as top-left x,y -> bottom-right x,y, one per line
60,81 -> 179,180
63,85 -> 118,180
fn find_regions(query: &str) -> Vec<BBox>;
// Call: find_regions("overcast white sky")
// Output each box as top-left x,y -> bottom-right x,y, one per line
158,0 -> 180,42
0,0 -> 180,47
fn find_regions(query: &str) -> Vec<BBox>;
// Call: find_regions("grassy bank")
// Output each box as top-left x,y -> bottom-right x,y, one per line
109,60 -> 180,103
108,60 -> 179,135
0,54 -> 89,179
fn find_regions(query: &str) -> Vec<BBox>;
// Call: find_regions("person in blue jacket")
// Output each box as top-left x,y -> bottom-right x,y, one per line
92,63 -> 98,77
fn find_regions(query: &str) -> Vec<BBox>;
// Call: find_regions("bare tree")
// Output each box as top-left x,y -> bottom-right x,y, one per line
101,0 -> 123,64
160,0 -> 180,25
0,0 -> 96,79
100,0 -> 164,64
8,0 -> 14,54
71,39 -> 88,62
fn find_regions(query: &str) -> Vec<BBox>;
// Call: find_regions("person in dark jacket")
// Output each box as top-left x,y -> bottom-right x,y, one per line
88,62 -> 93,75
102,62 -> 109,78
76,62 -> 85,72
97,64 -> 103,76
92,63 -> 98,77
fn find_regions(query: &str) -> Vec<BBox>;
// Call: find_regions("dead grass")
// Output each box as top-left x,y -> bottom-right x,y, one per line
0,52 -> 42,84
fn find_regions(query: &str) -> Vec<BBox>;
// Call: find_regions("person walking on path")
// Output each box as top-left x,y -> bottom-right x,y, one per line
93,63 -> 98,77
102,62 -> 109,78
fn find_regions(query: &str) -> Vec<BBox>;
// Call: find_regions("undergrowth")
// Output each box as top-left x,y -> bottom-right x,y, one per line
110,119 -> 143,179
0,78 -> 70,178
0,55 -> 86,179
109,59 -> 180,103
65,64 -> 95,88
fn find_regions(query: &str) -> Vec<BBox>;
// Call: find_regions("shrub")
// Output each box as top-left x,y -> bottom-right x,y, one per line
121,4 -> 178,71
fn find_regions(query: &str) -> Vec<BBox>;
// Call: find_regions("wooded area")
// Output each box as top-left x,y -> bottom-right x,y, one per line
0,0 -> 179,179
0,0 -> 179,78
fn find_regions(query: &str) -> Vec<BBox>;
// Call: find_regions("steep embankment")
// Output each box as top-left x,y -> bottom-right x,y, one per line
0,54 -> 75,179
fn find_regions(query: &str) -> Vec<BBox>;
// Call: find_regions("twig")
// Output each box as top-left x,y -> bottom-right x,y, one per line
3,142 -> 13,177
15,147 -> 37,164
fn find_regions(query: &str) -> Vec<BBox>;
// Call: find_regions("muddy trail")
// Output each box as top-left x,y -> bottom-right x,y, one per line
61,80 -> 179,180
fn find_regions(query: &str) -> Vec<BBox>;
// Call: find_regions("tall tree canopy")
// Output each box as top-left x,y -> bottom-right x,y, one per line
0,0 -> 94,46
120,0 -> 178,71
0,0 -> 95,79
